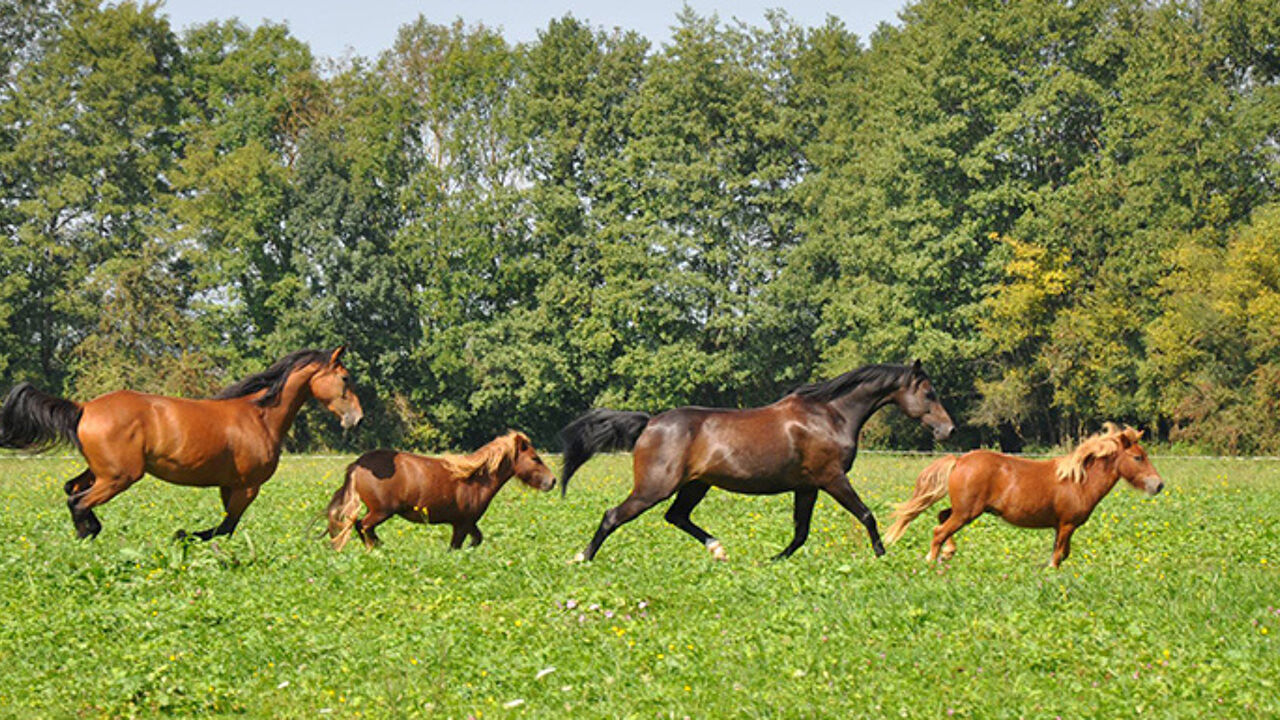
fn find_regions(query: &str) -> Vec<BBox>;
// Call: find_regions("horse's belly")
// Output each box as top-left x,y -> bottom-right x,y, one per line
700,471 -> 799,495
146,448 -> 245,487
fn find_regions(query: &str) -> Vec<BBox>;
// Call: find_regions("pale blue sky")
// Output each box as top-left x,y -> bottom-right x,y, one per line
159,1 -> 910,59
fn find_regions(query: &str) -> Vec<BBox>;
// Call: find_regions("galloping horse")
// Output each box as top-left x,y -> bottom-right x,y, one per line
883,423 -> 1164,567
559,362 -> 955,562
325,430 -> 556,550
0,347 -> 362,540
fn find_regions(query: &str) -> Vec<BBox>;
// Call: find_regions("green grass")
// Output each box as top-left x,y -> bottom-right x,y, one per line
0,453 -> 1275,719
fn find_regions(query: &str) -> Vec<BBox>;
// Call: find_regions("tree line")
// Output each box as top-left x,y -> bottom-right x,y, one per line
2,0 -> 1278,453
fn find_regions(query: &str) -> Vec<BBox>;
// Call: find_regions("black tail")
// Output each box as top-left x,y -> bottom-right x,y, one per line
0,382 -> 83,452
558,408 -> 651,496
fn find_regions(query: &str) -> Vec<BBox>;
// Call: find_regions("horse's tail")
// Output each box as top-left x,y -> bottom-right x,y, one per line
325,463 -> 363,551
884,455 -> 958,544
558,408 -> 651,496
0,382 -> 82,452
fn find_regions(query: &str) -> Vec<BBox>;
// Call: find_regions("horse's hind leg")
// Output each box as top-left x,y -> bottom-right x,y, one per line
576,491 -> 667,562
355,509 -> 392,549
928,508 -> 974,563
574,443 -> 681,563
820,475 -> 886,557
773,487 -> 818,561
69,474 -> 139,535
64,469 -> 101,539
663,481 -> 725,560
937,508 -> 958,560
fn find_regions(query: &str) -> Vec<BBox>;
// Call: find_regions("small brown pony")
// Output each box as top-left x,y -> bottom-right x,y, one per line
326,430 -> 556,550
0,347 -> 362,540
884,423 -> 1164,567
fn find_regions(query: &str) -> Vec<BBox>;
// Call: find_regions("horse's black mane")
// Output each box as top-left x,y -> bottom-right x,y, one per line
214,349 -> 331,407
788,363 -> 913,403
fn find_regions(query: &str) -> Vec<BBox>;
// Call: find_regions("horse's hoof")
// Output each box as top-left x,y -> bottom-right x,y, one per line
707,540 -> 729,562
873,543 -> 886,557
568,552 -> 588,565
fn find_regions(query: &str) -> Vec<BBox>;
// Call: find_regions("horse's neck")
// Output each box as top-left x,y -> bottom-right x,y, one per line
261,367 -> 316,443
469,460 -> 515,506
1080,457 -> 1123,505
829,386 -> 897,444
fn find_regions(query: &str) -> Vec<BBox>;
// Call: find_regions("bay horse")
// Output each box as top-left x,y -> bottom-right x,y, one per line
325,430 -> 556,550
883,423 -> 1164,567
559,361 -> 955,563
0,347 -> 362,540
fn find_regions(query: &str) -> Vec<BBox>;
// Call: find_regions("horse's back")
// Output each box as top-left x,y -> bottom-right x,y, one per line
638,402 -> 814,491
951,450 -> 1062,524
350,450 -> 462,519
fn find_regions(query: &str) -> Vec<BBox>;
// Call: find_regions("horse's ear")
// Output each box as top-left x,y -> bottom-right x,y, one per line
911,359 -> 923,376
329,345 -> 347,365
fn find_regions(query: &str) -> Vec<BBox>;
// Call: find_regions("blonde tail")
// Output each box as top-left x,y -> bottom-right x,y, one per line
883,455 -> 957,544
325,464 -> 363,551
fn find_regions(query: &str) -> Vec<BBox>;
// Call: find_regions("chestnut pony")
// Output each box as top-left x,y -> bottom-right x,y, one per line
0,347 -> 362,540
884,423 -> 1164,567
325,430 -> 556,550
559,362 -> 955,563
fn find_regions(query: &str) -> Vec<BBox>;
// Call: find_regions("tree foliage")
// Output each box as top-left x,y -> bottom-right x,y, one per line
2,0 -> 1278,452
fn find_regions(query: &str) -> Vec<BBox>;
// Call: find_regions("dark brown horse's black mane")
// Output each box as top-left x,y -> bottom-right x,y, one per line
214,349 -> 332,407
787,363 -> 913,403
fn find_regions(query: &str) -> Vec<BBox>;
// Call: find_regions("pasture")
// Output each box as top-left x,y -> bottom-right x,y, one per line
0,453 -> 1274,718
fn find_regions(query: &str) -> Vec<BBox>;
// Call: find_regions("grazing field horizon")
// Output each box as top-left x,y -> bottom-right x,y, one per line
0,454 -> 1275,718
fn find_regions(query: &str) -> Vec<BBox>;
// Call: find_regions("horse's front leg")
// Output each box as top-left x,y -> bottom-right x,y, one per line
1050,523 -> 1077,568
820,474 -> 885,557
177,484 -> 261,541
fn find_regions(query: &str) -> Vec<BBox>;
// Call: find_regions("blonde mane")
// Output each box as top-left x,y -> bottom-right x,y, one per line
1054,422 -> 1143,482
439,430 -> 527,481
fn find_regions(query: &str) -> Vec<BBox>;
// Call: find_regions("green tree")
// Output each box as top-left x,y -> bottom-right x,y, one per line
0,0 -> 182,389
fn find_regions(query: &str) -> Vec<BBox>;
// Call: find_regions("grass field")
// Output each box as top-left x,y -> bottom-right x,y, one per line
0,452 -> 1275,718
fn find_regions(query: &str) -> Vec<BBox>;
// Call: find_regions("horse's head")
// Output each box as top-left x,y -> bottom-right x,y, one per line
1113,428 -> 1164,495
892,360 -> 955,441
510,432 -> 556,492
309,346 -> 364,430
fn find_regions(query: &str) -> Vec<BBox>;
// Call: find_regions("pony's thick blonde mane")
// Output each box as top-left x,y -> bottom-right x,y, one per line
439,430 -> 527,481
1054,422 -> 1143,482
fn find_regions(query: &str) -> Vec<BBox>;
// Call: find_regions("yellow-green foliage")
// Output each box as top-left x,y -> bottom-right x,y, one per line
1149,204 -> 1280,453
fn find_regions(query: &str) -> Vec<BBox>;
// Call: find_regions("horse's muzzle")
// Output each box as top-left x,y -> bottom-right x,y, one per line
341,411 -> 363,430
932,422 -> 956,441
1145,477 -> 1164,495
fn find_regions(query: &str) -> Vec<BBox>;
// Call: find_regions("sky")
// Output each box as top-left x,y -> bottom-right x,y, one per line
159,0 -> 911,60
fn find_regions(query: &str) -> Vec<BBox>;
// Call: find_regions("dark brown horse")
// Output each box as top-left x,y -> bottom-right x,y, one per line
325,430 -> 556,550
559,362 -> 955,562
0,347 -> 362,540
884,423 -> 1164,567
